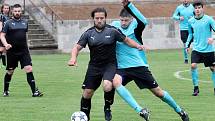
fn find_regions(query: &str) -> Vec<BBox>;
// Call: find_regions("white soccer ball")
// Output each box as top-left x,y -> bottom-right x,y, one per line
71,111 -> 88,121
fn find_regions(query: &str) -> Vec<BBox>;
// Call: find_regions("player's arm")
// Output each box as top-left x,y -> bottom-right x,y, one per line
123,37 -> 145,50
0,21 -> 12,50
122,0 -> 148,27
68,44 -> 83,66
68,31 -> 88,66
172,7 -> 184,21
185,22 -> 193,51
208,17 -> 215,44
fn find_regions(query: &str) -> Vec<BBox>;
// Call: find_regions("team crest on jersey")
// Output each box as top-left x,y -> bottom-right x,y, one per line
22,22 -> 26,25
12,22 -> 15,26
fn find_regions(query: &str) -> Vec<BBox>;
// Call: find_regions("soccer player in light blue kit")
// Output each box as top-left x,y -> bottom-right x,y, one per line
186,1 -> 215,96
111,0 -> 189,121
172,0 -> 194,64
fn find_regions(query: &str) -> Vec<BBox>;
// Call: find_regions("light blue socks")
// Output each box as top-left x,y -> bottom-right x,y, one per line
183,48 -> 188,61
116,85 -> 142,113
191,68 -> 198,86
212,72 -> 215,88
161,91 -> 182,113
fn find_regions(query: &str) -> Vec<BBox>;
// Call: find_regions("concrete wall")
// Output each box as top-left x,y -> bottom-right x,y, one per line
57,18 -> 183,53
4,0 -> 214,5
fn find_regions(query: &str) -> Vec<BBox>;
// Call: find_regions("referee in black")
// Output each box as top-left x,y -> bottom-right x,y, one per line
68,7 -> 145,121
0,4 -> 43,97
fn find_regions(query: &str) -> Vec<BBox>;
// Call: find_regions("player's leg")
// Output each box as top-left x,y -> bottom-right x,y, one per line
113,68 -> 149,121
103,80 -> 114,121
21,52 -> 43,97
81,65 -> 102,120
103,64 -> 116,121
0,46 -> 6,67
191,51 -> 201,96
113,74 -> 142,113
210,66 -> 215,95
3,69 -> 14,96
180,30 -> 189,64
204,52 -> 215,95
150,87 -> 189,121
3,52 -> 17,96
81,88 -> 95,121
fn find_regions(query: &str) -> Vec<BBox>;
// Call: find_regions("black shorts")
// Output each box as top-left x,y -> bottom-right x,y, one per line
116,66 -> 159,89
191,50 -> 215,67
6,51 -> 32,70
82,63 -> 116,90
180,30 -> 189,43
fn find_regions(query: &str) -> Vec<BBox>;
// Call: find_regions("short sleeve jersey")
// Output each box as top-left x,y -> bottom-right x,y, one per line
2,18 -> 28,52
78,24 -> 126,66
0,13 -> 10,28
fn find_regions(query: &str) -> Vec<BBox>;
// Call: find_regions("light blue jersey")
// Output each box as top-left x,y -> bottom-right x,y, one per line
186,15 -> 215,53
111,2 -> 148,69
172,4 -> 194,30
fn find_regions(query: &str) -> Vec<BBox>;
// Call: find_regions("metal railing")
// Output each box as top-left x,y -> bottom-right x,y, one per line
23,0 -> 63,38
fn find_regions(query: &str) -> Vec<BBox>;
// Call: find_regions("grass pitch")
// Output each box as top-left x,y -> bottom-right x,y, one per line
0,49 -> 214,121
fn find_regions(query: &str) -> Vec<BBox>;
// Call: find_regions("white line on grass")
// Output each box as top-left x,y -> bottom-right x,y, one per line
174,68 -> 211,83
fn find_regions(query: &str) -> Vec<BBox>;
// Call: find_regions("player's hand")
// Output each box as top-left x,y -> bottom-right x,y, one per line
186,48 -> 190,53
179,16 -> 184,21
5,44 -> 12,50
208,38 -> 213,44
137,45 -> 149,51
68,58 -> 77,66
121,0 -> 129,6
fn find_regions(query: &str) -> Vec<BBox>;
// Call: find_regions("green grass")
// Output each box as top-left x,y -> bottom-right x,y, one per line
0,49 -> 215,121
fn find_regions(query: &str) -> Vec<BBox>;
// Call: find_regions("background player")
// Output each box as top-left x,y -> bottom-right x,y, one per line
172,0 -> 194,64
0,4 -> 10,68
0,4 -> 43,97
186,1 -> 215,96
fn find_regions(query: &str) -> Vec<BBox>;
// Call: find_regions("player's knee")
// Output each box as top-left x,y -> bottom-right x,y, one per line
113,74 -> 122,88
103,80 -> 113,92
83,89 -> 94,98
210,66 -> 215,72
151,87 -> 164,98
7,70 -> 14,75
24,66 -> 33,73
191,63 -> 197,69
113,79 -> 121,88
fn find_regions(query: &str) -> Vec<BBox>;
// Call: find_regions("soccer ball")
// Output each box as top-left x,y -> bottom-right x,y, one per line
71,111 -> 88,121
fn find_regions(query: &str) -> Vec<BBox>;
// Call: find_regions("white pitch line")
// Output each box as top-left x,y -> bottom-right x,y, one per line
174,68 -> 212,83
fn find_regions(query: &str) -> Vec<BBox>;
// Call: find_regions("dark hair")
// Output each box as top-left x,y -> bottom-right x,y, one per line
119,8 -> 132,17
1,4 -> 10,14
193,0 -> 204,8
91,7 -> 107,18
12,4 -> 22,9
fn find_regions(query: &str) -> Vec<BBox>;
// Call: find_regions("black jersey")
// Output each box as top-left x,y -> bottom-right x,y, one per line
78,24 -> 126,66
2,18 -> 28,52
0,13 -> 10,25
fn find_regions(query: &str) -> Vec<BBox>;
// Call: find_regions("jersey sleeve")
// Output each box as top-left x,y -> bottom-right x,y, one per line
0,14 -> 3,22
209,16 -> 215,32
77,31 -> 89,48
113,28 -> 126,42
124,2 -> 148,25
172,6 -> 180,21
186,21 -> 193,48
1,20 -> 9,33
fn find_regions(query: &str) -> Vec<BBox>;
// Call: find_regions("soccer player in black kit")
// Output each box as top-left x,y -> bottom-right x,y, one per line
0,4 -> 43,97
0,4 -> 10,68
68,7 -> 145,121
